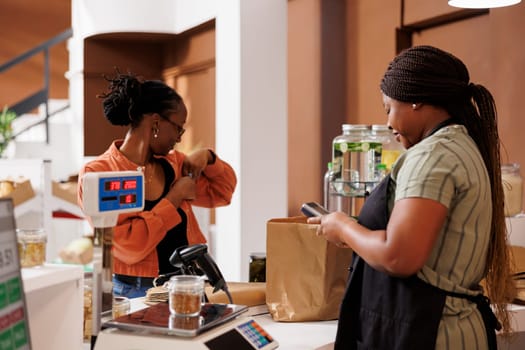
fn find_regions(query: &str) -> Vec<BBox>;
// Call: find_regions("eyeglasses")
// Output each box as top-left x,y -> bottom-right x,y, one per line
161,116 -> 186,137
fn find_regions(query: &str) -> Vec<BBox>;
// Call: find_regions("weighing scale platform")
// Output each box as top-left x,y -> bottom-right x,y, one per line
95,302 -> 279,350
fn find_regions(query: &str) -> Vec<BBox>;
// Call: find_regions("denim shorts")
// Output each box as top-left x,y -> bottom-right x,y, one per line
112,276 -> 153,298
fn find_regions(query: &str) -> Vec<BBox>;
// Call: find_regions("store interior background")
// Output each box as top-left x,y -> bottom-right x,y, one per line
1,0 -> 525,282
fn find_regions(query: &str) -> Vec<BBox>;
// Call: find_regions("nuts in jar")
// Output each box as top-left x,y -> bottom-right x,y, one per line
17,228 -> 46,267
112,296 -> 130,319
170,292 -> 202,315
168,275 -> 204,316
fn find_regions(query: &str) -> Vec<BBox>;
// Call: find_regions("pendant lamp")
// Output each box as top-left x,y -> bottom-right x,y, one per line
448,0 -> 521,8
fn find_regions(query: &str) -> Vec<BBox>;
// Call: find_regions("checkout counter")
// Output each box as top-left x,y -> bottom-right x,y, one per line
87,297 -> 338,350
18,264 -> 525,350
81,217 -> 525,350
16,173 -> 525,349
88,292 -> 525,350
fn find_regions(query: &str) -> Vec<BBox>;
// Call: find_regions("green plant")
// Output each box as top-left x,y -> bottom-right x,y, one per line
0,106 -> 16,157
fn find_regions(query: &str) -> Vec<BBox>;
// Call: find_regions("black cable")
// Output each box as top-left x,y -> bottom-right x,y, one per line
223,286 -> 233,304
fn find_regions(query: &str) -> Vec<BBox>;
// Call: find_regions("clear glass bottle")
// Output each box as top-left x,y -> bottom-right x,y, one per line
332,124 -> 352,183
502,163 -> 523,217
323,162 -> 335,209
371,124 -> 405,176
332,124 -> 379,196
376,163 -> 387,182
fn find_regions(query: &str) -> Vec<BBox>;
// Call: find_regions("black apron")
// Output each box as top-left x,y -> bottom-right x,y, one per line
334,174 -> 500,350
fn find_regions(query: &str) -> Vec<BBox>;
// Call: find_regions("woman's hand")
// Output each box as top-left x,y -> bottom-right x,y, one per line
182,149 -> 214,179
308,198 -> 447,276
307,212 -> 354,248
165,176 -> 196,207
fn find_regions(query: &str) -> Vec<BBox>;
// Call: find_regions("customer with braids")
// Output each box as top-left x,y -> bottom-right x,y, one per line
78,71 -> 237,298
308,45 -> 515,349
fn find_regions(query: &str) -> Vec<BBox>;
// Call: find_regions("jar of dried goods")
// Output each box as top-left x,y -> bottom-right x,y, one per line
17,228 -> 46,267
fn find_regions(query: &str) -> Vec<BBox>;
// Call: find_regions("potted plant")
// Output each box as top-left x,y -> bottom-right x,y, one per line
0,106 -> 16,157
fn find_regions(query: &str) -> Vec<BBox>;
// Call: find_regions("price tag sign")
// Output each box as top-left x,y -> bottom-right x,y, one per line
0,198 -> 31,350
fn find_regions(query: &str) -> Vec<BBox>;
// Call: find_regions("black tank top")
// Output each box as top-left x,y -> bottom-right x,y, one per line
144,158 -> 189,275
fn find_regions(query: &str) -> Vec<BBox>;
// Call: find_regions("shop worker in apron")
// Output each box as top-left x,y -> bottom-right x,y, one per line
308,46 -> 516,349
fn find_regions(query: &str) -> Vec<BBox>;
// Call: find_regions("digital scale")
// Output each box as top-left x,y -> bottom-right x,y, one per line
96,303 -> 277,350
81,171 -> 279,350
82,171 -> 146,228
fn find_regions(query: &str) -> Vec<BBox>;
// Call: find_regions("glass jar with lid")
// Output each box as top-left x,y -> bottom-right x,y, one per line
112,296 -> 130,319
17,228 -> 47,267
331,124 -> 379,196
370,124 -> 405,176
502,163 -> 523,217
83,275 -> 93,341
249,252 -> 266,282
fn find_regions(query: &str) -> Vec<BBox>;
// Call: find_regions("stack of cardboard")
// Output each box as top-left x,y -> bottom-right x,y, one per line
52,179 -> 78,205
206,282 -> 268,315
205,282 -> 266,306
0,177 -> 35,206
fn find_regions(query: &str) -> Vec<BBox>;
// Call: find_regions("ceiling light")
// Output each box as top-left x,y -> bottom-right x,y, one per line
448,0 -> 521,8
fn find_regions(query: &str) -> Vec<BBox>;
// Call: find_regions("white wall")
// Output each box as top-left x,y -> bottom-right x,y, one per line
69,0 -> 288,281
216,0 -> 288,281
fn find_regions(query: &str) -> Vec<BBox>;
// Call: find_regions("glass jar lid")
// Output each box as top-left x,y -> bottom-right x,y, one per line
249,252 -> 266,260
16,228 -> 47,243
502,163 -> 520,174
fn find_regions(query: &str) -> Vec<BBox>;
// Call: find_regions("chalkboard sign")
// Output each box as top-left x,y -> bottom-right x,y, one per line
0,198 -> 31,350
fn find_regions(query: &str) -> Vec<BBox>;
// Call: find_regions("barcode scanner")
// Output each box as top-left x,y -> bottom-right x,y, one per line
169,244 -> 233,303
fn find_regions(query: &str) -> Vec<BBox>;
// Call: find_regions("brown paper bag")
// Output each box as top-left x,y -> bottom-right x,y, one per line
266,216 -> 353,321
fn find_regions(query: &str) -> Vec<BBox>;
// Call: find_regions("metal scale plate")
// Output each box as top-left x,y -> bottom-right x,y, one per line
103,302 -> 248,337
98,302 -> 278,350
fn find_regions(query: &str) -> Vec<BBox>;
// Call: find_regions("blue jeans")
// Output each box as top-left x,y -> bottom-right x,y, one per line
112,276 -> 152,298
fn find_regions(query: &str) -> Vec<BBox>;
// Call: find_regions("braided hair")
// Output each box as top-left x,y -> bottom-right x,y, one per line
97,69 -> 183,128
381,45 -> 515,333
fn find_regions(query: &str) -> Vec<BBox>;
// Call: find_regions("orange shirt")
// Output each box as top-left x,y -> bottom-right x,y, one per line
78,140 -> 237,277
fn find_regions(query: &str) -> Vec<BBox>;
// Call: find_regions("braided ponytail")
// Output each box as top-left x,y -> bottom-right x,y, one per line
468,83 -> 516,334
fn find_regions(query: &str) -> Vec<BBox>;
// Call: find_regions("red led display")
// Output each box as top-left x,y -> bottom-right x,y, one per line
123,180 -> 137,190
104,180 -> 121,191
120,194 -> 136,205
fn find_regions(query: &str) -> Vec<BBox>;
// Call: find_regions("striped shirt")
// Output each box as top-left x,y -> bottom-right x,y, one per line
390,125 -> 491,350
